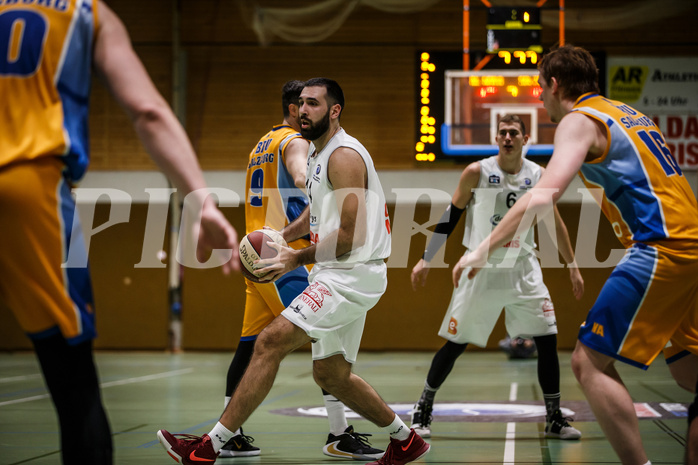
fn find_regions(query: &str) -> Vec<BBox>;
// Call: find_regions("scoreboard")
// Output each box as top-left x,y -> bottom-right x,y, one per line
486,7 -> 542,54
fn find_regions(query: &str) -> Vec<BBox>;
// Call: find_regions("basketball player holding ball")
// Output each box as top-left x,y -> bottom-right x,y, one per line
218,80 -> 383,460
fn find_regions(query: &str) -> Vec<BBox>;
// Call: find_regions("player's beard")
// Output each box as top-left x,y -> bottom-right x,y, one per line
300,108 -> 331,141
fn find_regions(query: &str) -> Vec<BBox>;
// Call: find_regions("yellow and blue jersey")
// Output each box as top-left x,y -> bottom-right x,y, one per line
242,124 -> 310,339
574,93 -> 698,249
0,0 -> 98,344
573,94 -> 698,368
245,124 -> 309,234
0,0 -> 98,182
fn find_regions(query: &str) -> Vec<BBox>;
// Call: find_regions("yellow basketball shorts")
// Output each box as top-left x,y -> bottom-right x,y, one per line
241,265 -> 311,339
579,241 -> 698,369
0,158 -> 96,344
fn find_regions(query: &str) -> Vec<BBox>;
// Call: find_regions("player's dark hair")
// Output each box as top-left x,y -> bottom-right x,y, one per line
304,77 -> 345,119
282,80 -> 305,118
498,114 -> 526,136
538,44 -> 600,101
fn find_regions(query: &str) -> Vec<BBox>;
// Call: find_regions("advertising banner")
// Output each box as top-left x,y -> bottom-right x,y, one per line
608,57 -> 698,170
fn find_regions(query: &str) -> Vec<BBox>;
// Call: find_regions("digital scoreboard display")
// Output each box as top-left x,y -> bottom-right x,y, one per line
486,6 -> 542,54
465,73 -> 541,101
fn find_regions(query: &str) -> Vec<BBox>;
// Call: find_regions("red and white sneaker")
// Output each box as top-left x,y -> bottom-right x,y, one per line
157,430 -> 219,464
366,429 -> 430,465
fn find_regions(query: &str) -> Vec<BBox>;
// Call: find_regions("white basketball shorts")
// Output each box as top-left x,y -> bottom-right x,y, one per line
438,253 -> 557,346
281,260 -> 387,363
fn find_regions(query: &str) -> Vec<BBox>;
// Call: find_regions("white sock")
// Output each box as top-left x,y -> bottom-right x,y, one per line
208,422 -> 235,453
324,394 -> 349,436
643,461 -> 651,465
384,414 -> 410,441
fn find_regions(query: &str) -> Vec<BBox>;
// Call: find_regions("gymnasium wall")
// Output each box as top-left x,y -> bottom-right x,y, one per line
0,198 -> 617,352
87,0 -> 698,172
1,0 -> 696,352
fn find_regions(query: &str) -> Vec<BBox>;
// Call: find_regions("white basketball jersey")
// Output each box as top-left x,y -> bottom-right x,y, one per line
306,128 -> 391,266
463,156 -> 541,261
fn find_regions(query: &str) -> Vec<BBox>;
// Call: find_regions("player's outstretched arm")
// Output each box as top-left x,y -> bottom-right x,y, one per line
552,204 -> 584,300
454,114 -> 595,287
452,245 -> 487,287
93,1 -> 238,273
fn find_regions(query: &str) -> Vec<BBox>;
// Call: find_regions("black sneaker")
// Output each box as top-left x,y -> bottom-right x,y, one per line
545,409 -> 582,440
219,428 -> 261,457
410,400 -> 433,438
323,425 -> 384,461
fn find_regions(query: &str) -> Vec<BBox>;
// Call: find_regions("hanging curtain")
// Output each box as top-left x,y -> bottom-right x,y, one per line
542,0 -> 695,30
237,0 -> 696,46
237,0 -> 442,46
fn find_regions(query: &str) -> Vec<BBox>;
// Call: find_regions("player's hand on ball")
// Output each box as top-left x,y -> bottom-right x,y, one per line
254,241 -> 297,282
239,229 -> 287,283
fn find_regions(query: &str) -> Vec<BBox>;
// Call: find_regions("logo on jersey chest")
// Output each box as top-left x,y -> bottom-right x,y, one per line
519,178 -> 532,189
488,174 -> 500,184
312,164 -> 322,182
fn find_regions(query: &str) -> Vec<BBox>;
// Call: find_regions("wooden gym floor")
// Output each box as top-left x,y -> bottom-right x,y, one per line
0,350 -> 689,464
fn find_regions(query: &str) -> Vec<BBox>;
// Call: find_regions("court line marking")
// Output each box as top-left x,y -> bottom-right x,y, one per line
0,374 -> 42,384
141,388 -> 304,448
503,382 -> 518,464
0,368 -> 194,407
